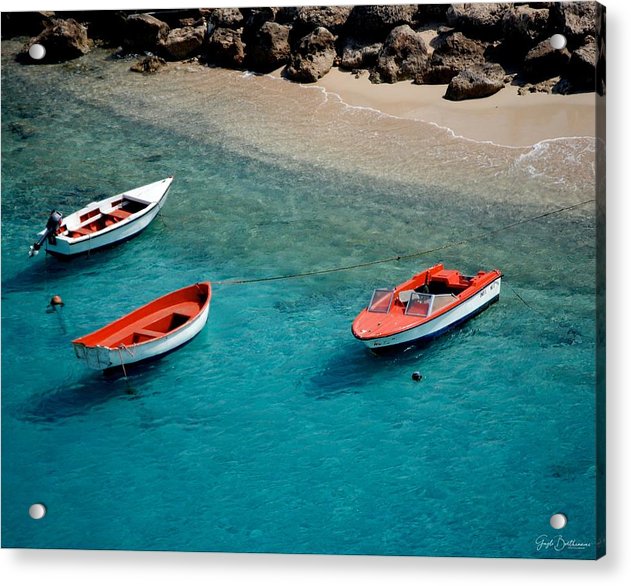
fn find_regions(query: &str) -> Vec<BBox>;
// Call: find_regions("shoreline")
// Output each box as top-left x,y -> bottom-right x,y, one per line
312,67 -> 596,148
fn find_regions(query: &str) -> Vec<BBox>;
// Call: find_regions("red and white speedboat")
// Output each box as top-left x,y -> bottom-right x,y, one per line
352,264 -> 501,351
29,176 -> 173,258
72,282 -> 211,370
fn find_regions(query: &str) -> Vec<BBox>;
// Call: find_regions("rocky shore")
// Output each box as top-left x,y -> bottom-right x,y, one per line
2,4 -> 604,101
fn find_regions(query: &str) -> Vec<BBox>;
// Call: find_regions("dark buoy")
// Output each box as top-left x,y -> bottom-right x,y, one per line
412,371 -> 422,382
47,295 -> 64,312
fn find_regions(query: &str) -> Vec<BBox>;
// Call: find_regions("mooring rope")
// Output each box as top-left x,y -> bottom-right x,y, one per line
213,199 -> 595,287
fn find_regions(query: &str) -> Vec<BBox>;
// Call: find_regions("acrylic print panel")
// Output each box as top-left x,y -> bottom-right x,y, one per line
1,2 -> 605,559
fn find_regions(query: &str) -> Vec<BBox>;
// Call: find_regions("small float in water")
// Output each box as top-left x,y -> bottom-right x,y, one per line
28,176 -> 173,258
72,282 -> 211,370
352,263 -> 501,351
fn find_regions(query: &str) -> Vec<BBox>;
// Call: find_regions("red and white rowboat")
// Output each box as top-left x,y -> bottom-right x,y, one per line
29,176 -> 173,258
72,282 -> 211,370
352,264 -> 501,351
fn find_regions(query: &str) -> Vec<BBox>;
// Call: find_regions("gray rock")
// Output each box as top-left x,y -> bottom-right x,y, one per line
248,21 -> 291,73
444,65 -> 505,100
419,31 -> 490,84
284,27 -> 336,83
345,5 -> 419,40
567,36 -> 597,91
550,2 -> 597,43
501,6 -> 551,50
432,30 -> 488,63
208,27 -> 246,68
21,18 -> 90,63
416,64 -> 461,85
242,8 -> 278,38
523,39 -> 571,82
446,3 -> 511,40
151,9 -> 205,29
370,25 -> 429,84
276,8 -> 300,25
207,8 -> 244,31
160,26 -> 205,61
124,14 -> 170,52
416,5 -> 450,23
294,6 -> 351,36
339,39 -> 383,70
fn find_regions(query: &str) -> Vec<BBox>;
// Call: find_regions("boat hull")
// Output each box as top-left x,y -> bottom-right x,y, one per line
72,282 -> 211,370
44,177 -> 172,257
358,277 -> 501,351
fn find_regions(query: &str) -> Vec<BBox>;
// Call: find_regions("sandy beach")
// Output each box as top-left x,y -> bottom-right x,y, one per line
317,67 -> 596,148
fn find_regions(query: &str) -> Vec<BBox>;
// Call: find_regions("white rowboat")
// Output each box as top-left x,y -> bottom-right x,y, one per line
29,176 -> 173,257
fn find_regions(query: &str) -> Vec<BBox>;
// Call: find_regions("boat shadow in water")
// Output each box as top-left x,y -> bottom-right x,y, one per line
302,342 -> 422,401
3,240 -> 140,295
19,372 -> 134,424
19,351 -> 182,423
1,260 -> 77,294
304,326 -> 480,401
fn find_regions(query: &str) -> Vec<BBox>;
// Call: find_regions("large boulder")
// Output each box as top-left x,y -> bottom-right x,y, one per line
241,7 -> 284,51
20,18 -> 90,63
207,27 -> 246,68
241,8 -> 278,41
284,27 -> 336,83
419,30 -> 489,84
124,13 -> 170,52
523,39 -> 571,82
501,6 -> 551,51
446,3 -> 511,40
566,36 -> 597,91
550,2 -> 597,44
247,21 -> 291,73
339,38 -> 383,70
207,7 -> 244,31
370,25 -> 429,84
416,4 -> 450,23
431,30 -> 489,65
293,6 -> 351,37
444,65 -> 505,100
147,9 -> 204,29
345,5 -> 419,41
160,26 -> 205,61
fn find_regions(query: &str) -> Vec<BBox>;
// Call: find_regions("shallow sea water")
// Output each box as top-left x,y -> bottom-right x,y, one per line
1,42 -> 599,557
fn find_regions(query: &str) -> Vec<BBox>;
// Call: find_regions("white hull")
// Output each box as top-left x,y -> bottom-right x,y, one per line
44,177 -> 172,257
73,300 -> 210,370
363,278 -> 501,350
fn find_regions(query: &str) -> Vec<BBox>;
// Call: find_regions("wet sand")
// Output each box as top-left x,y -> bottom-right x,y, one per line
317,68 -> 596,148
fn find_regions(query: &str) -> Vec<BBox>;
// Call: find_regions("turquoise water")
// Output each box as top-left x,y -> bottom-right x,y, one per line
2,43 -> 599,558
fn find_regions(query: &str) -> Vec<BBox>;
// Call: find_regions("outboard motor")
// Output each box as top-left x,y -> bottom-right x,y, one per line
29,209 -> 63,257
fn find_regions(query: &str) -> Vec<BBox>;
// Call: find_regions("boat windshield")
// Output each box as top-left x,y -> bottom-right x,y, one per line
367,288 -> 394,313
405,293 -> 434,317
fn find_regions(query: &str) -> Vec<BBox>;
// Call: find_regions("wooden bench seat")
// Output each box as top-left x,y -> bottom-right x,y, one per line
71,227 -> 94,237
108,209 -> 133,220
